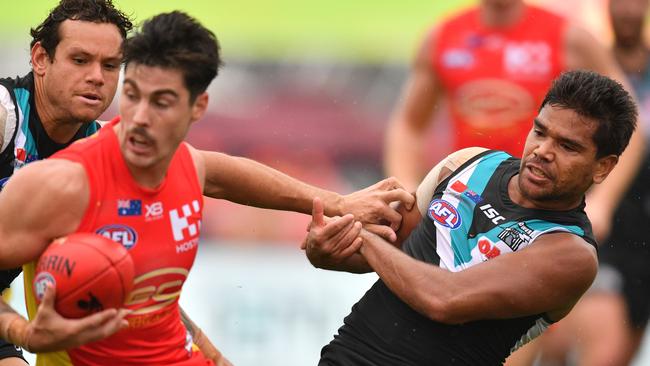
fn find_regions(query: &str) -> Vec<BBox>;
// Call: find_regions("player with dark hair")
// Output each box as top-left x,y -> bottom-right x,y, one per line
305,70 -> 637,365
0,10 -> 412,365
0,1 -> 132,364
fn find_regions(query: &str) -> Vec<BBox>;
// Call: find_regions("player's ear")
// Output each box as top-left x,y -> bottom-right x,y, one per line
190,92 -> 208,124
592,154 -> 618,184
31,42 -> 51,77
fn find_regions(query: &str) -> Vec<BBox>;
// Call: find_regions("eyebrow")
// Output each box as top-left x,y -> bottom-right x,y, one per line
68,47 -> 122,63
123,79 -> 180,99
533,118 -> 586,150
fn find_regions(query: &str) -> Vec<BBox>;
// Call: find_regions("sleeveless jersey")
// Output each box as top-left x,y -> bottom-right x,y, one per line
0,73 -> 99,291
432,5 -> 566,157
24,117 -> 209,366
322,151 -> 595,365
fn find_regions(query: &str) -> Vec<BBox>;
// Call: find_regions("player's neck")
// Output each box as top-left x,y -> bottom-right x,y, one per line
481,2 -> 525,28
33,78 -> 84,144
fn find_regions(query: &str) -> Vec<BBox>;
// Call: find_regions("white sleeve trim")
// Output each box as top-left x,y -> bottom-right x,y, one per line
0,85 -> 17,154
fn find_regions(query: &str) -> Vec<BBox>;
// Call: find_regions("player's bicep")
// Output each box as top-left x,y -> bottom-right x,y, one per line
197,149 -> 240,199
0,160 -> 89,267
446,233 -> 597,323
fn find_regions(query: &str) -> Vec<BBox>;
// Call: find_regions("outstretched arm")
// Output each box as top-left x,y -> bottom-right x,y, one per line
191,147 -> 414,232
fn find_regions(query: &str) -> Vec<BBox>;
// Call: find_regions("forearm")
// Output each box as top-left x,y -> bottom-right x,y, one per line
359,231 -> 453,322
384,120 -> 427,191
180,308 -> 224,362
203,153 -> 343,216
0,301 -> 28,350
307,252 -> 373,274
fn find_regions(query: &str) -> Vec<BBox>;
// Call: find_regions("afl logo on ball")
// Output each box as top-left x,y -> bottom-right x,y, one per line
96,224 -> 138,250
33,272 -> 56,301
428,199 -> 462,230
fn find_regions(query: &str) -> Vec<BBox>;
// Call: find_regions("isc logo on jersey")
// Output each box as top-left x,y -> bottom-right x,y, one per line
428,199 -> 462,229
96,224 -> 138,250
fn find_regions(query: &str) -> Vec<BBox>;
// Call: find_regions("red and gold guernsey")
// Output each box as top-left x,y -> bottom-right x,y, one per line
23,117 -> 211,366
432,5 -> 566,157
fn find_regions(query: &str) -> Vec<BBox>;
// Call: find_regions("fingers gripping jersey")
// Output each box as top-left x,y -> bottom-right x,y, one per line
24,118 -> 209,366
323,151 -> 595,365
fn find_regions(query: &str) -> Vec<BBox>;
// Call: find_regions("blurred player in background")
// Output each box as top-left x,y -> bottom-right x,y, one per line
306,70 -> 637,366
0,10 -> 413,365
536,1 -> 650,365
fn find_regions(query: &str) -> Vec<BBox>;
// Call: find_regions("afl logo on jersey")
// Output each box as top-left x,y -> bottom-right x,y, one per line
96,224 -> 138,250
428,199 -> 462,230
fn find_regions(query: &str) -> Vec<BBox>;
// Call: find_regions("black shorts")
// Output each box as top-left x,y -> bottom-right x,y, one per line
0,338 -> 25,362
594,156 -> 650,329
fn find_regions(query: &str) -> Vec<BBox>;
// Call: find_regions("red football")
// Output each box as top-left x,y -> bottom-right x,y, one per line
33,232 -> 135,319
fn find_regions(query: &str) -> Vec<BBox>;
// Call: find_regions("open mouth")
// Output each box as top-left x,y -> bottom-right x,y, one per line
128,134 -> 153,155
529,166 -> 547,178
525,163 -> 552,183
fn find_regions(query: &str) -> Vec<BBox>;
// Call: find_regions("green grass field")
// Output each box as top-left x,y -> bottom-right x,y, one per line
1,0 -> 474,62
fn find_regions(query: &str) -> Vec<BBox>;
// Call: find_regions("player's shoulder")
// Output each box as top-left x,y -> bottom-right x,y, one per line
415,147 -> 489,215
445,147 -> 490,171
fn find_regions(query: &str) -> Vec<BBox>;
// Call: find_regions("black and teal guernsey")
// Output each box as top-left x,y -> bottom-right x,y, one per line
0,72 -> 101,290
320,150 -> 596,366
0,72 -> 101,188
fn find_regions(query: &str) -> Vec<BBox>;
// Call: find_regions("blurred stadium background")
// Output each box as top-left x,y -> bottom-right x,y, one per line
1,1 -> 649,365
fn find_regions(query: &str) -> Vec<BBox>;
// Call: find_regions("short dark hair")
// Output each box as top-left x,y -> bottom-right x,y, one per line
539,70 -> 637,158
30,0 -> 132,59
123,11 -> 223,102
